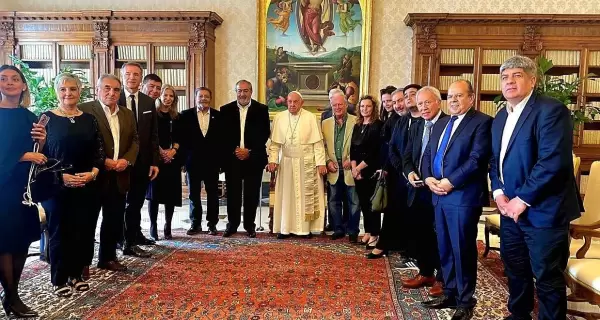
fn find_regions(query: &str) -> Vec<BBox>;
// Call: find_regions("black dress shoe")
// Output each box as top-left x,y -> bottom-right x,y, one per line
137,237 -> 156,245
451,307 -> 474,320
223,229 -> 236,237
349,234 -> 359,244
324,224 -> 333,232
277,233 -> 290,239
186,226 -> 202,235
248,231 -> 257,238
207,226 -> 218,236
366,250 -> 387,259
2,295 -> 38,318
123,245 -> 152,258
299,233 -> 312,239
330,232 -> 345,240
421,296 -> 457,309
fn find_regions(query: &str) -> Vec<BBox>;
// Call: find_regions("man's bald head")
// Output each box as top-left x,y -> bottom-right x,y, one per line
287,91 -> 304,115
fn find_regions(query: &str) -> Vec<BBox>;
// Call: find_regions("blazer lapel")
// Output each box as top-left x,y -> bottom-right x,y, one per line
505,95 -> 536,157
446,108 -> 476,151
93,101 -> 111,134
343,116 -> 353,148
494,107 -> 509,156
117,108 -> 129,158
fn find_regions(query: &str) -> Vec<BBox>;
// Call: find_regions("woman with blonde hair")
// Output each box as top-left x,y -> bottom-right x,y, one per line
146,84 -> 182,240
0,65 -> 47,317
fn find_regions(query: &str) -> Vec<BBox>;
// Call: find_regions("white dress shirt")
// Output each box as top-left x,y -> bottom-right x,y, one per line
124,89 -> 139,120
422,110 -> 443,142
492,91 -> 533,203
197,107 -> 211,136
101,101 -> 120,161
238,102 -> 250,148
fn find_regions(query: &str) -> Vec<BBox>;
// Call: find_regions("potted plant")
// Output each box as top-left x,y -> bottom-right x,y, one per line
9,54 -> 93,115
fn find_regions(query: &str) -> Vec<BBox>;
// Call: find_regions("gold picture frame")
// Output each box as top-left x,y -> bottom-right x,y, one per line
257,0 -> 373,119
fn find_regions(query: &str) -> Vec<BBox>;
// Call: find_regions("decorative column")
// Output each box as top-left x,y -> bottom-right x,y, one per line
0,21 -> 15,66
92,20 -> 110,87
522,25 -> 543,57
188,18 -> 218,105
412,22 -> 438,86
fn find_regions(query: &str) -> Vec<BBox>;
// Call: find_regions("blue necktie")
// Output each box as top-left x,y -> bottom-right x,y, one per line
433,116 -> 458,178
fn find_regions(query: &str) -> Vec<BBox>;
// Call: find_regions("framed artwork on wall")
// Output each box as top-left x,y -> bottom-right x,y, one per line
258,0 -> 372,118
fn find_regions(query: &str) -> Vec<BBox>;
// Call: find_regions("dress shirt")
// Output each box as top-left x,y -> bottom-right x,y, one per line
238,102 -> 250,148
493,91 -> 533,204
101,101 -> 120,161
197,107 -> 211,136
124,89 -> 139,120
437,108 -> 469,150
410,111 -> 442,177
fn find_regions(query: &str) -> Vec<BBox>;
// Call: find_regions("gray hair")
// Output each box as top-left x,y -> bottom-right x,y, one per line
391,88 -> 404,97
328,88 -> 344,99
96,74 -> 122,88
121,62 -> 144,74
235,79 -> 253,91
416,86 -> 442,102
500,55 -> 537,76
54,72 -> 82,94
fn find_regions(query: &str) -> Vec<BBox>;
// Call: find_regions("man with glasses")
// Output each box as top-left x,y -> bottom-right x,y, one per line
220,80 -> 271,238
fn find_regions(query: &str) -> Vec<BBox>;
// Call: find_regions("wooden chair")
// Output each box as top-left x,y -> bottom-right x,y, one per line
567,229 -> 600,319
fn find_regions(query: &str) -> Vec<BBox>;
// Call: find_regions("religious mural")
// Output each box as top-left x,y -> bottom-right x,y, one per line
265,0 -> 363,112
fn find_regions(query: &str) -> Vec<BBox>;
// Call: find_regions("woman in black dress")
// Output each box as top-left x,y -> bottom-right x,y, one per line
41,73 -> 105,297
350,95 -> 383,249
0,65 -> 47,318
146,84 -> 182,240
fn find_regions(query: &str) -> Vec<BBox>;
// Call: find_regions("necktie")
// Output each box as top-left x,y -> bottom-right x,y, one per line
433,116 -> 458,178
130,94 -> 137,124
419,121 -> 433,173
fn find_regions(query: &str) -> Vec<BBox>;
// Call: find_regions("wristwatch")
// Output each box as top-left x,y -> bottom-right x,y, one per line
91,171 -> 97,181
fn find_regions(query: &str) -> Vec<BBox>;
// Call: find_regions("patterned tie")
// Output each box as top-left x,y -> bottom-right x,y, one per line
419,121 -> 433,173
433,116 -> 458,178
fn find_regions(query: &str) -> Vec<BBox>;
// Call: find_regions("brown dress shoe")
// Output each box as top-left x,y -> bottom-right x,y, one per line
429,281 -> 444,297
82,266 -> 90,281
402,274 -> 436,289
97,260 -> 128,272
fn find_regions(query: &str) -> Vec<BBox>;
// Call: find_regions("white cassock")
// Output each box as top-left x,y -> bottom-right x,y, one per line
269,109 -> 326,235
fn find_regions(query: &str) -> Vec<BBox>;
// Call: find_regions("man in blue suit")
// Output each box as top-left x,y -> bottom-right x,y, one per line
489,55 -> 581,320
421,80 -> 493,320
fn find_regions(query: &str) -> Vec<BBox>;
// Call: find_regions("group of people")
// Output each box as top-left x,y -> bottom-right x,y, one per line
0,62 -> 271,317
266,55 -> 581,320
0,53 -> 581,320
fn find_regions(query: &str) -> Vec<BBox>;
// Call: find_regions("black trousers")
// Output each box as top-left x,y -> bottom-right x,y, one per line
406,198 -> 440,277
501,217 -> 570,320
355,177 -> 380,236
45,187 -> 94,285
98,176 -> 127,263
224,160 -> 263,232
148,201 -> 174,231
375,173 -> 407,251
125,164 -> 150,244
188,168 -> 219,228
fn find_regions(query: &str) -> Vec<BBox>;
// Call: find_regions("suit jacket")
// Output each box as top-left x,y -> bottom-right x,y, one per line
322,114 -> 356,186
179,107 -> 223,175
388,115 -> 419,173
118,90 -> 160,168
219,99 -> 271,170
422,108 -> 492,207
402,112 -> 447,207
79,100 -> 139,194
489,93 -> 582,227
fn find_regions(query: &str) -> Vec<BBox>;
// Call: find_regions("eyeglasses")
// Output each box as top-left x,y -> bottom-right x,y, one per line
417,100 -> 436,107
236,89 -> 251,94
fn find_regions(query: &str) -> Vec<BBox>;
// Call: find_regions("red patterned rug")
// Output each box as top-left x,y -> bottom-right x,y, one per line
10,234 -> 515,319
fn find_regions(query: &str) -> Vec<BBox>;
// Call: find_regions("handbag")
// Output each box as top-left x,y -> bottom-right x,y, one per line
370,172 -> 388,213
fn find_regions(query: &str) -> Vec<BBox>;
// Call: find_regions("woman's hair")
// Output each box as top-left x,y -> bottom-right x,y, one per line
356,95 -> 379,125
379,85 -> 396,121
155,84 -> 179,120
54,72 -> 82,105
0,65 -> 31,107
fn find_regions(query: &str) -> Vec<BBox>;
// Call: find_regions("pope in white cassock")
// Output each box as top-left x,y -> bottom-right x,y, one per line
268,91 -> 328,239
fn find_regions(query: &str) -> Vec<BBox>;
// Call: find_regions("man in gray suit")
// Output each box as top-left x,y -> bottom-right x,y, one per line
80,74 -> 139,272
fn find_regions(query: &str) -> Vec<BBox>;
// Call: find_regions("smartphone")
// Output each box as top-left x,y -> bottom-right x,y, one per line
38,114 -> 50,127
414,180 -> 424,187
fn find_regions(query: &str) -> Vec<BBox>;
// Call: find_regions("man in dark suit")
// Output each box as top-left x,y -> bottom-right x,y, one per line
141,73 -> 162,100
180,87 -> 222,236
220,80 -> 271,238
489,56 -> 581,320
119,62 -> 160,257
420,80 -> 492,320
401,86 -> 447,297
80,74 -> 139,272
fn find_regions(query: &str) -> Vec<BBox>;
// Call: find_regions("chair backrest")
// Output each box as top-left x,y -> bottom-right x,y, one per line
573,155 -> 581,178
579,161 -> 600,225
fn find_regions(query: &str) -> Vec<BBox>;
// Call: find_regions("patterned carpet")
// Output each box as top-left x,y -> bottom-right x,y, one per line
6,234 -> 514,319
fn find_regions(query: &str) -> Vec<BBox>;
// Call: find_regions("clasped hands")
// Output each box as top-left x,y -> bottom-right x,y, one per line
424,177 -> 454,195
495,194 -> 527,223
160,147 -> 176,163
62,172 -> 94,188
235,147 -> 250,161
